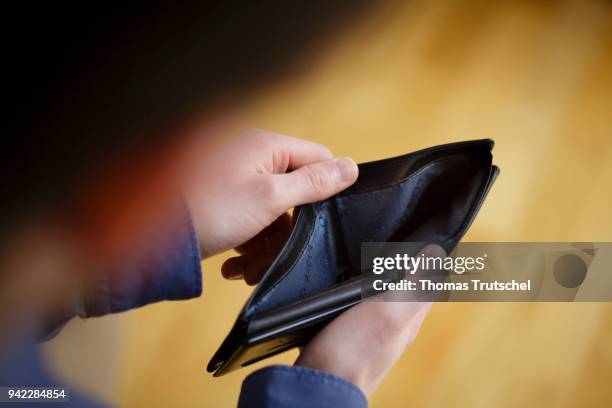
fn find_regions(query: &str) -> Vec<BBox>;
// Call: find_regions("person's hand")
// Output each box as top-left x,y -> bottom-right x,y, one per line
296,245 -> 444,397
186,129 -> 358,283
188,128 -> 435,397
297,302 -> 431,396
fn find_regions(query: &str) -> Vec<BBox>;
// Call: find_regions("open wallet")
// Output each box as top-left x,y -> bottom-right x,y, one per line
208,139 -> 499,376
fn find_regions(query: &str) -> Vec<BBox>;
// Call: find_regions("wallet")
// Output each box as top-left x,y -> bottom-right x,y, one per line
208,139 -> 499,376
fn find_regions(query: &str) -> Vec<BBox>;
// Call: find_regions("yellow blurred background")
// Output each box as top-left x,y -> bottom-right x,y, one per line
43,0 -> 612,407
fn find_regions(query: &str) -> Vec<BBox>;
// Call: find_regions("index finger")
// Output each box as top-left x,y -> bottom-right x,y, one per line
247,129 -> 335,172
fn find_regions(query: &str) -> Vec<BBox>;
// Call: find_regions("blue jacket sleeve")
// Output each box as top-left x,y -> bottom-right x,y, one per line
83,203 -> 202,317
238,365 -> 368,408
41,203 -> 202,339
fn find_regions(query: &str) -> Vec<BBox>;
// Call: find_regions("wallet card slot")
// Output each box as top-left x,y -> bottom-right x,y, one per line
242,205 -> 317,317
249,201 -> 343,314
248,277 -> 362,338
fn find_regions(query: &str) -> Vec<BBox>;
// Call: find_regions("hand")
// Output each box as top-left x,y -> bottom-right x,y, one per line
296,245 -> 444,397
186,129 -> 358,283
297,302 -> 432,397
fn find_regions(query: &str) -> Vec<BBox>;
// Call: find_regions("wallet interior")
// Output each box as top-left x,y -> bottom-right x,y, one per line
208,139 -> 499,376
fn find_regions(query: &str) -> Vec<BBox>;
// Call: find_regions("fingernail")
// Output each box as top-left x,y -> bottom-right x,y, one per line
335,157 -> 358,183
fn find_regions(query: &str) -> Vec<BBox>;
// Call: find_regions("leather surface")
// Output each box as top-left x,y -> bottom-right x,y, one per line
208,139 -> 499,376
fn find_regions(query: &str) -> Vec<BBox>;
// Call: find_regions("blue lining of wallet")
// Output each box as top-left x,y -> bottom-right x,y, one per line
248,158 -> 455,314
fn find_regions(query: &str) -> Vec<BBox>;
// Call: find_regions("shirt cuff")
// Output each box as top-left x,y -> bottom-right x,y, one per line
238,365 -> 367,408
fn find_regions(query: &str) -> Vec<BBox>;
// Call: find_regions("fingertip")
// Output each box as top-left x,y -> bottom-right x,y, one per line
335,157 -> 359,184
221,257 -> 244,280
244,273 -> 259,286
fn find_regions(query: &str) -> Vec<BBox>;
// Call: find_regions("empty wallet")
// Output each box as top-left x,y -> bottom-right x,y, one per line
208,139 -> 499,376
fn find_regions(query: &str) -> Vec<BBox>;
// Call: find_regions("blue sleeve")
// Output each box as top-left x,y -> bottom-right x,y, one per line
83,203 -> 202,317
41,203 -> 202,339
238,365 -> 368,408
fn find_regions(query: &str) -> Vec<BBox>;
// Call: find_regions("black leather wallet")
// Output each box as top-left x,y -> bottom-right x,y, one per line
208,139 -> 499,376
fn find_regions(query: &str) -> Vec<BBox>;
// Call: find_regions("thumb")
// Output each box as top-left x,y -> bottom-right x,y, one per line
274,157 -> 358,208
